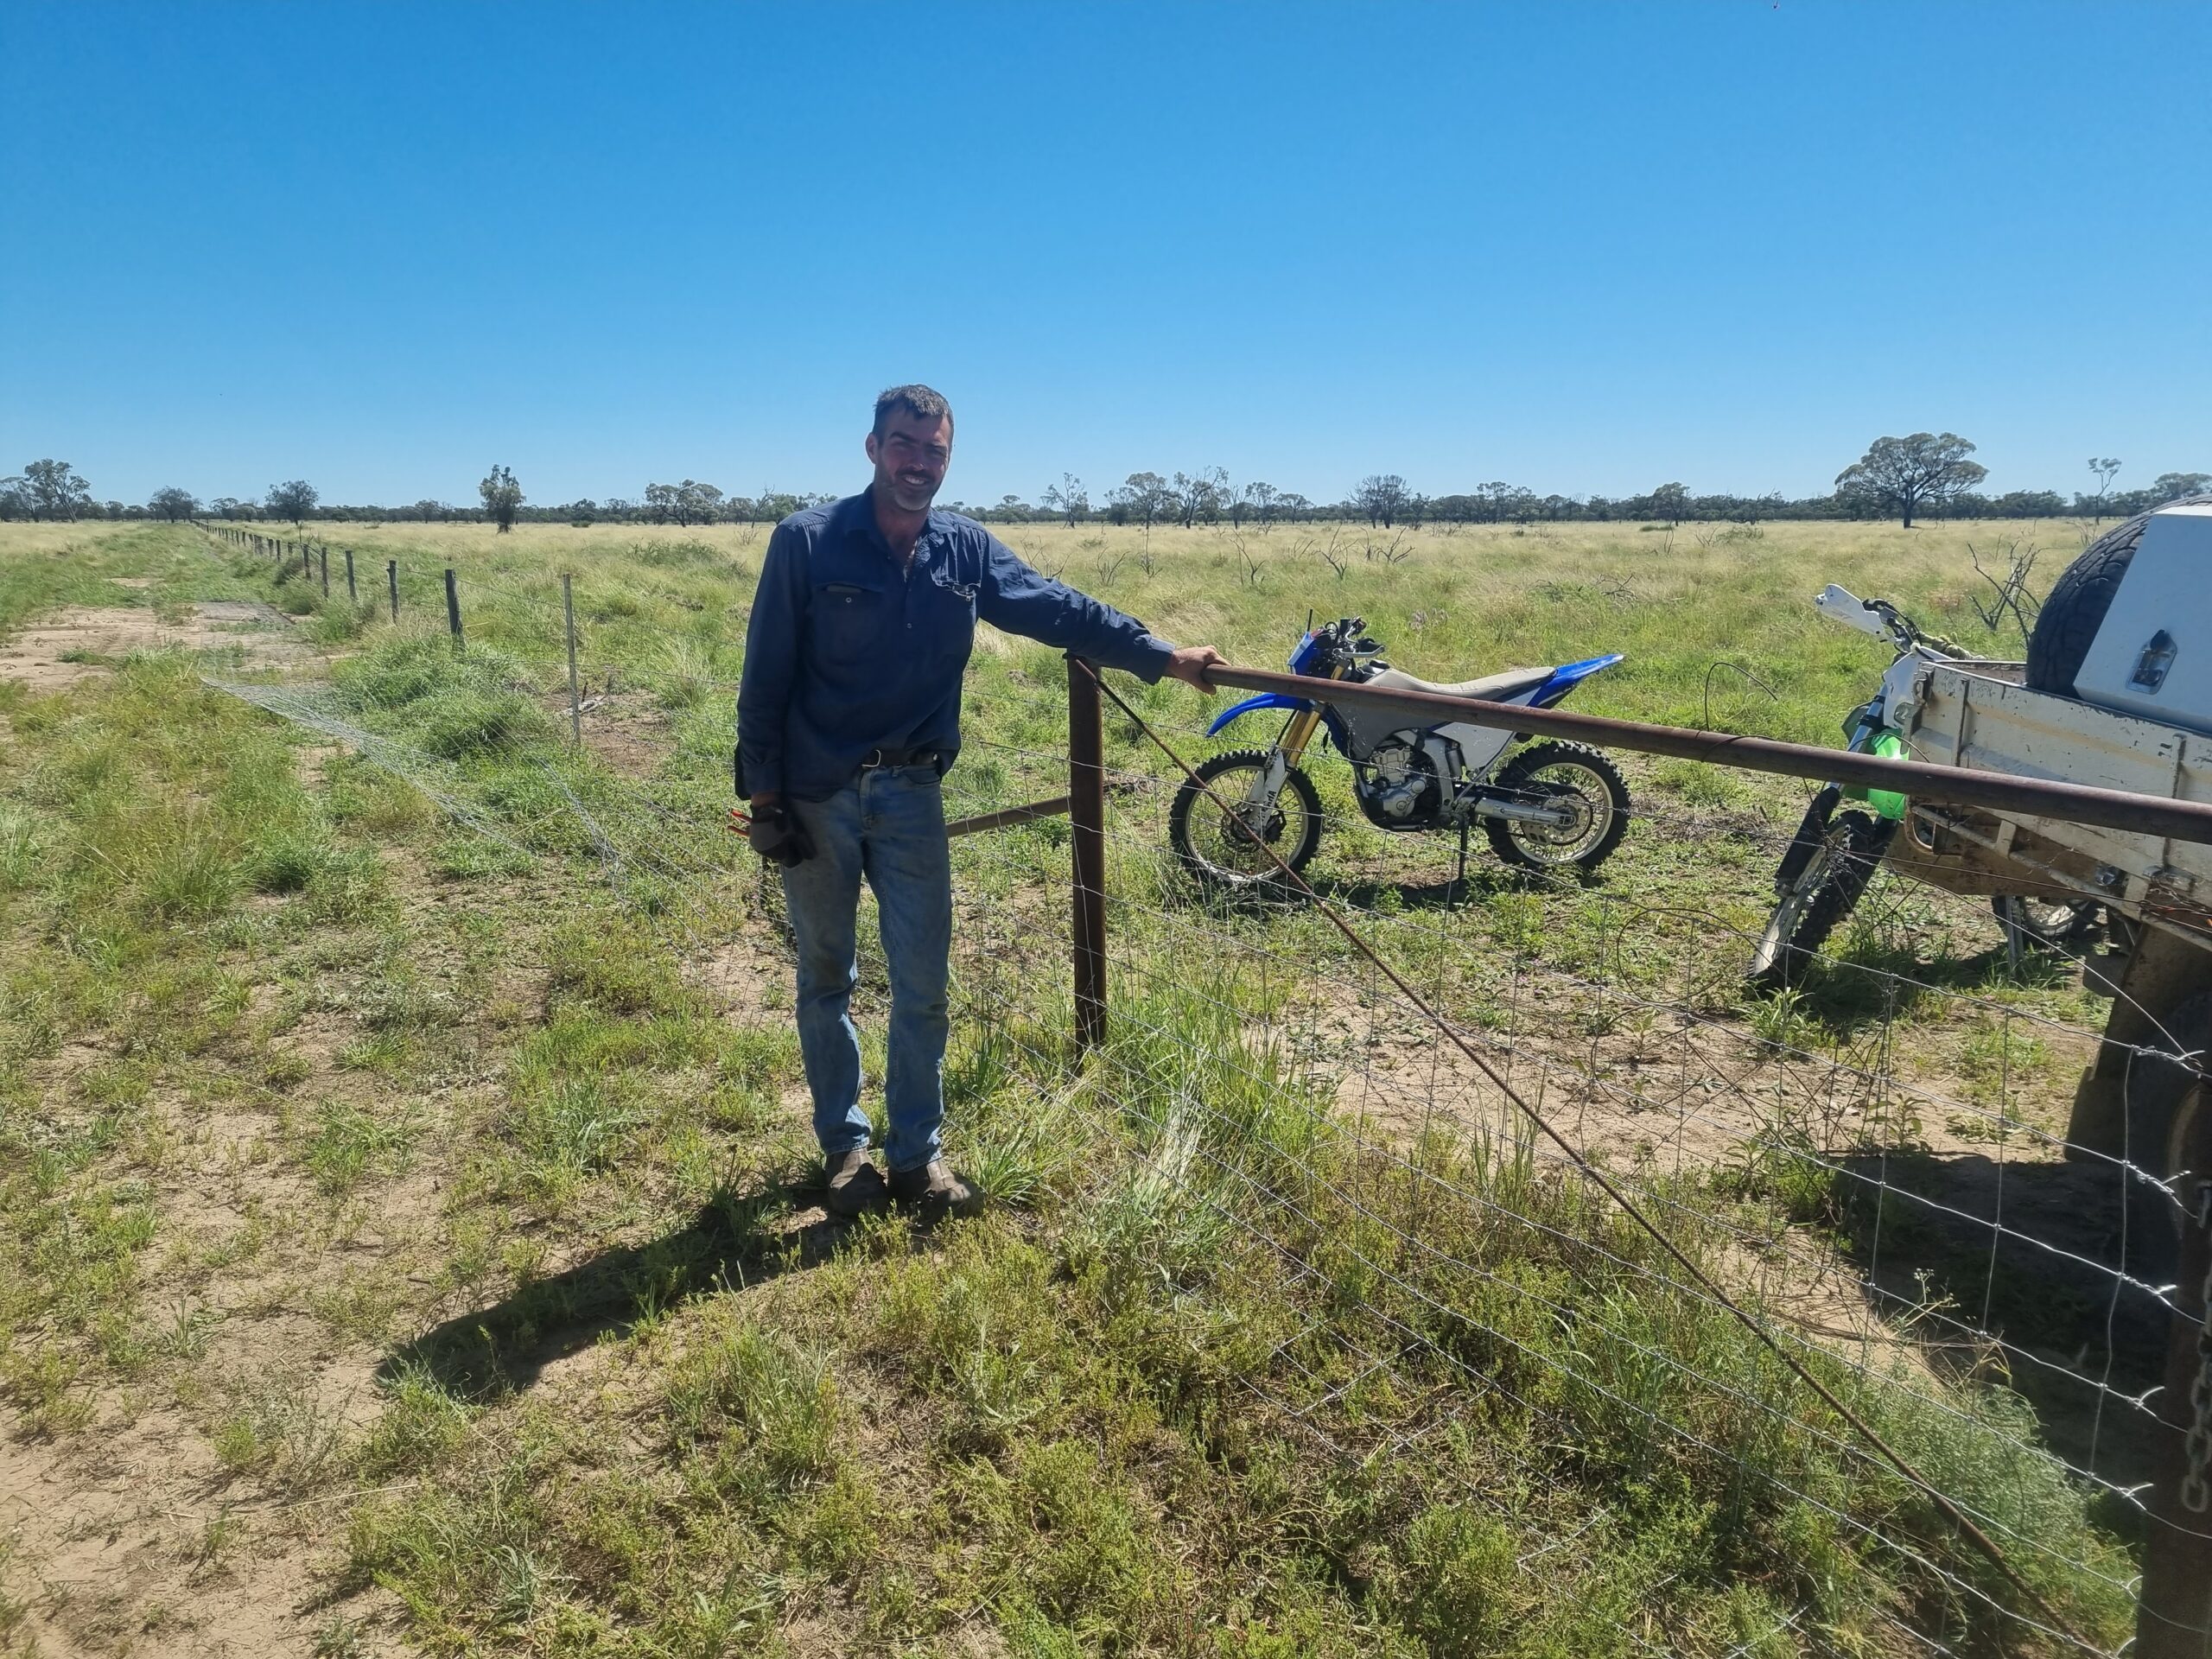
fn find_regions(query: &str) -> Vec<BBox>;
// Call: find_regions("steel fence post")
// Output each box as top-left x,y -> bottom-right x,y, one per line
1067,654 -> 1108,1055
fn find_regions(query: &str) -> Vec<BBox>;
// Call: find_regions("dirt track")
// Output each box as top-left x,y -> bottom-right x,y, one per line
0,598 -> 307,690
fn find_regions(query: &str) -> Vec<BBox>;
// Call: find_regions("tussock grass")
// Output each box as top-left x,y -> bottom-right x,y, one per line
0,519 -> 2145,1655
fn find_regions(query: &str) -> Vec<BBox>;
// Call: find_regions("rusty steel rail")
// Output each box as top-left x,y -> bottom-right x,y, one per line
945,795 -> 1071,839
1201,663 -> 2212,848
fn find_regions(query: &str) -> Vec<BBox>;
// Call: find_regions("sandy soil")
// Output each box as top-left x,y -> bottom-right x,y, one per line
0,601 -> 308,690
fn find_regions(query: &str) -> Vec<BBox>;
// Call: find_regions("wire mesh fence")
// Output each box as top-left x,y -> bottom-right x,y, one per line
194,522 -> 2212,1654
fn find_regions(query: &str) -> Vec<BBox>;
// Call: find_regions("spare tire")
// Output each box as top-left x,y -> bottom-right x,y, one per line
2026,494 -> 2210,696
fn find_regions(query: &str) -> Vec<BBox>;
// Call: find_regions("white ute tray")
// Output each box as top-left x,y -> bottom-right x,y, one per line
1904,659 -> 2212,907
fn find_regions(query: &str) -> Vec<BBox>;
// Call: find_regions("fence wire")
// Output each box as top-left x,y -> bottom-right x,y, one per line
192,523 -> 2210,1654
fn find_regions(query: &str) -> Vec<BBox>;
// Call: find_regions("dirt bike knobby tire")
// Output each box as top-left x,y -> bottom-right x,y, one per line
1752,810 -> 1896,989
1167,747 -> 1325,887
1483,740 -> 1632,873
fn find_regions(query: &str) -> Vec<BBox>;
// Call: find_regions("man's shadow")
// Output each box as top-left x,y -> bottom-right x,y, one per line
1819,1144 -> 2177,1497
378,1173 -> 879,1397
1181,858 -> 1579,921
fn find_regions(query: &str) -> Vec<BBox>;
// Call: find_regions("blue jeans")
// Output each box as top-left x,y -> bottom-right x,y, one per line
780,766 -> 952,1173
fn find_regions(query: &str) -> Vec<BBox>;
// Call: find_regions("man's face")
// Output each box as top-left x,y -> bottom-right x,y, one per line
866,409 -> 953,513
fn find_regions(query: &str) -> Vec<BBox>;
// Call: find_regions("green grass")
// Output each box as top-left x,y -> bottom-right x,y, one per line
0,517 -> 2145,1656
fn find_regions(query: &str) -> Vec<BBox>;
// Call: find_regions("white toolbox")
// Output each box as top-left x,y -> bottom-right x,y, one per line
2075,501 -> 2212,734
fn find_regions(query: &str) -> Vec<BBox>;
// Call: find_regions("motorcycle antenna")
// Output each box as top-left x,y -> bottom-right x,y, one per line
1306,607 -> 1313,632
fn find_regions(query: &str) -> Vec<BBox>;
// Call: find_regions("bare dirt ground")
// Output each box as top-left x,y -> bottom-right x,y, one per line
0,599 -> 308,690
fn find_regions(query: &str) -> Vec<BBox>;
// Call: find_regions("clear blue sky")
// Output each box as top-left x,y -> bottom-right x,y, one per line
4,2 -> 2208,510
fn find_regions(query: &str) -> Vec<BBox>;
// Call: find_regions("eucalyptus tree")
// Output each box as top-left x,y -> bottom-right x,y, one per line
480,464 -> 524,532
265,479 -> 318,524
1834,434 -> 1986,528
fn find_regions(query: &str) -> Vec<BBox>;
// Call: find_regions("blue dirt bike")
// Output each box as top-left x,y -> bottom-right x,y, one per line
1168,615 -> 1633,887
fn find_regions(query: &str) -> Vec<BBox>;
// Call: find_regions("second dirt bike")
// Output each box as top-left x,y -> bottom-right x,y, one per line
1748,586 -> 2096,988
1169,615 -> 1633,887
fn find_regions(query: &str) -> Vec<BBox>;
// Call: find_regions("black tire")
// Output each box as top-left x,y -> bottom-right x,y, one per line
1482,741 -> 1631,873
2023,502 -> 2207,696
1748,810 -> 1895,989
1772,784 -> 1844,895
2120,992 -> 2211,1287
1990,893 -> 2098,955
1168,748 -> 1325,888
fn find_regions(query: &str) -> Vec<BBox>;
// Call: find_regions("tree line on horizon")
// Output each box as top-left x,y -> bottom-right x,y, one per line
5,436 -> 2207,532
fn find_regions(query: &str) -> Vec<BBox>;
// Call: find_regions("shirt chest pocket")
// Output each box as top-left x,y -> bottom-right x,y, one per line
925,572 -> 979,657
810,580 -> 887,664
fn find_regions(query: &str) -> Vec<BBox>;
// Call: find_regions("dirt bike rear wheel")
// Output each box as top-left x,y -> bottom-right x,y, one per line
1482,741 -> 1631,872
1168,748 -> 1325,888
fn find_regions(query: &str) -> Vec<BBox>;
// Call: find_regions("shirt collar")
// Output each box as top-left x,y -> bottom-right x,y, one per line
853,486 -> 947,569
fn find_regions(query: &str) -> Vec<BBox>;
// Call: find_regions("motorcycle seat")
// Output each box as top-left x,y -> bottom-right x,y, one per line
1367,665 -> 1552,703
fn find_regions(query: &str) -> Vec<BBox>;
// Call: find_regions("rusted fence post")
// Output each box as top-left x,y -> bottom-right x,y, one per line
443,568 -> 463,651
344,547 -> 356,603
2137,1100 -> 2212,1655
1067,654 -> 1108,1055
387,560 -> 398,625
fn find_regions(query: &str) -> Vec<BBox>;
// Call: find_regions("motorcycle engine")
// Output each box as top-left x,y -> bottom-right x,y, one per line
1366,740 -> 1440,824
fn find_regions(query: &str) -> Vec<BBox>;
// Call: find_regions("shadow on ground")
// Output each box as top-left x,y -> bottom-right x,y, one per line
1823,1144 -> 2176,1503
380,1174 -> 893,1397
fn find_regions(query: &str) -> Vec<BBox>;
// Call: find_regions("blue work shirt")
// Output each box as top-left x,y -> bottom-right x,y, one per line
738,489 -> 1177,801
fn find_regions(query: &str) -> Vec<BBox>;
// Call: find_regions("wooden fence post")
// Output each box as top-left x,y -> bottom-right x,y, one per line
319,545 -> 329,596
1067,654 -> 1108,1055
387,560 -> 398,625
344,548 -> 356,603
563,573 -> 582,748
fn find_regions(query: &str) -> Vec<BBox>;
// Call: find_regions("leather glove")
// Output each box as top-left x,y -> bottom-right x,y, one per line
747,804 -> 815,868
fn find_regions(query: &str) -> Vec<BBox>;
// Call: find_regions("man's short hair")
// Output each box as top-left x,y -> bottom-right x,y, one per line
874,384 -> 953,439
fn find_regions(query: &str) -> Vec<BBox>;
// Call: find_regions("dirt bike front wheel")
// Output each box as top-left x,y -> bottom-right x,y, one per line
1168,748 -> 1325,888
1483,741 -> 1631,872
1749,808 -> 1894,989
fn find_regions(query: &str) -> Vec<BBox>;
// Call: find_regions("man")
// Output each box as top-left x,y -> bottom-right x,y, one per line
737,385 -> 1225,1219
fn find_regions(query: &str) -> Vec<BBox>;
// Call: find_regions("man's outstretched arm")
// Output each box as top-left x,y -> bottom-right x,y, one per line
976,532 -> 1224,694
1160,643 -> 1228,692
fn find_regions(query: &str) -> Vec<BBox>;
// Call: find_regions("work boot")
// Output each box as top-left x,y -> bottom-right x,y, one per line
823,1147 -> 889,1219
888,1159 -> 984,1220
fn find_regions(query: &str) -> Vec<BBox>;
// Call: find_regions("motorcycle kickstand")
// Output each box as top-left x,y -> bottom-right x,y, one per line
1448,817 -> 1471,912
